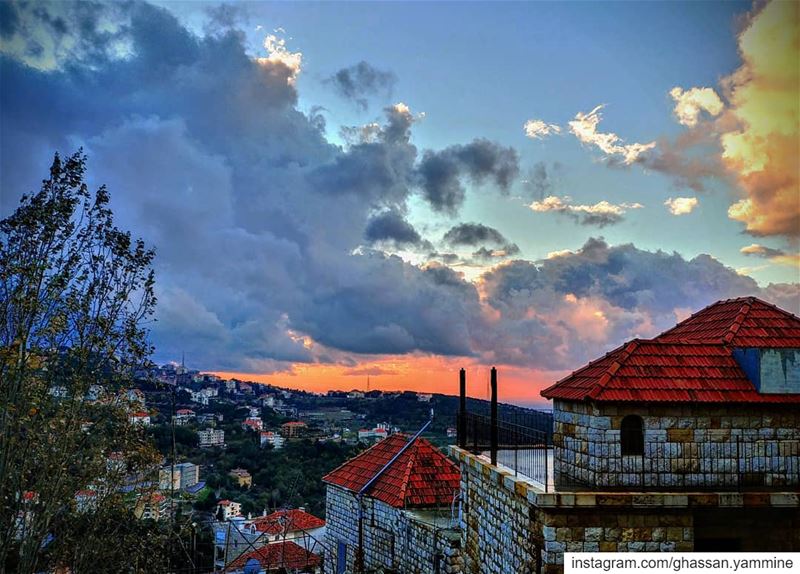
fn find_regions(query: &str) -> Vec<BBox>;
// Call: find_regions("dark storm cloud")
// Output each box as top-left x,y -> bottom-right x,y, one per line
0,2 -> 20,38
417,139 -> 519,214
325,60 -> 396,111
472,244 -> 520,261
364,210 -> 429,248
443,223 -> 509,247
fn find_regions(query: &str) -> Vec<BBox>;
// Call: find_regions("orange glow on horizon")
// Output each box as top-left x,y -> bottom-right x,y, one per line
212,356 -> 562,408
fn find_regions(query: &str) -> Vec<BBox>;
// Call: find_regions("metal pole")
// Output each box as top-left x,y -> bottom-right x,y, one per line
490,367 -> 498,466
458,368 -> 466,449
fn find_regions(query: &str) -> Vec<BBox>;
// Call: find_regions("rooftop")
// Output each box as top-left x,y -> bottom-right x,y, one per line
542,297 -> 800,403
250,509 -> 325,535
323,433 -> 461,508
224,540 -> 321,572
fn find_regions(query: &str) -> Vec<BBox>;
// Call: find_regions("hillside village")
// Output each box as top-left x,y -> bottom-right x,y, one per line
98,297 -> 800,573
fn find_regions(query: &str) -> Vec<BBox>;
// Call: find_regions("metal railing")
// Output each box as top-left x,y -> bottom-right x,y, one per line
460,411 -> 553,490
554,435 -> 800,491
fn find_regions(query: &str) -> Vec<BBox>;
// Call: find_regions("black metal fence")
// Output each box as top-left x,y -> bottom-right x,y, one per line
460,411 -> 553,490
556,435 -> 800,491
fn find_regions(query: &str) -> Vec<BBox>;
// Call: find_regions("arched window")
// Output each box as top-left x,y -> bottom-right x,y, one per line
621,415 -> 644,456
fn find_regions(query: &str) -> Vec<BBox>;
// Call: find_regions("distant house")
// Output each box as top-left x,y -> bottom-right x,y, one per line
198,428 -> 226,449
229,468 -> 252,488
217,499 -> 242,521
128,411 -> 151,426
242,417 -> 264,432
174,408 -> 196,426
323,433 -> 462,574
417,393 -> 433,402
356,425 -> 388,443
248,509 -> 326,545
446,427 -> 457,438
74,489 -> 98,513
281,421 -> 307,439
223,541 -> 321,573
136,492 -> 169,521
260,431 -> 285,450
346,391 -> 364,399
161,462 -> 201,490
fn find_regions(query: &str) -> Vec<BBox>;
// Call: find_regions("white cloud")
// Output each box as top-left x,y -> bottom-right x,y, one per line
568,105 -> 656,164
530,195 -> 643,227
664,196 -> 698,215
669,86 -> 724,127
523,119 -> 561,140
258,33 -> 303,84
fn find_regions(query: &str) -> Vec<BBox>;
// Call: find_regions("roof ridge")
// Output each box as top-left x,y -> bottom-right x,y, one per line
398,441 -> 418,508
541,342 -> 630,396
722,301 -> 752,344
586,339 -> 639,400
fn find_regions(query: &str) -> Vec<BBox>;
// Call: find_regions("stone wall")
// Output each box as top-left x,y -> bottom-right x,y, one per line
452,446 -> 800,574
553,401 -> 800,489
325,484 -> 463,573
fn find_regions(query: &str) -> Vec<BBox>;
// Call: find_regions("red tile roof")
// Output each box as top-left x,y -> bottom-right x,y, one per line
542,297 -> 800,404
658,296 -> 800,347
323,434 -> 461,508
225,541 -> 321,572
251,509 -> 325,535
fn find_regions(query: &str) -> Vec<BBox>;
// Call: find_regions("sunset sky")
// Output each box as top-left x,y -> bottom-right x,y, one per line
1,1 -> 797,406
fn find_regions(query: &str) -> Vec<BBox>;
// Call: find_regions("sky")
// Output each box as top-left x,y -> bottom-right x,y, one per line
1,0 -> 798,406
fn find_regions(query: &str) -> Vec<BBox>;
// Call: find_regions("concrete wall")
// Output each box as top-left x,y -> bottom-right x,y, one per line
324,484 -> 463,574
553,401 -> 799,489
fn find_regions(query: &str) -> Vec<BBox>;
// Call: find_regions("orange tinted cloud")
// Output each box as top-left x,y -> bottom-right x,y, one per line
721,0 -> 800,237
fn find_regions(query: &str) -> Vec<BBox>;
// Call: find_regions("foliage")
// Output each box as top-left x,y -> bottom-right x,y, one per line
0,151 -> 170,572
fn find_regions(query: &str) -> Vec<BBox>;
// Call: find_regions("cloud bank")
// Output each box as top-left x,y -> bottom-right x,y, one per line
1,0 -> 795,381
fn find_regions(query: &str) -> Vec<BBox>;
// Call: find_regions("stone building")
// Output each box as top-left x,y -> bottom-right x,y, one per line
323,433 -> 463,574
453,297 -> 800,573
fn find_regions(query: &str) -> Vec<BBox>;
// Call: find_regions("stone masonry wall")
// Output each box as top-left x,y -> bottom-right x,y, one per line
452,446 -> 800,574
553,401 -> 799,489
325,484 -> 463,574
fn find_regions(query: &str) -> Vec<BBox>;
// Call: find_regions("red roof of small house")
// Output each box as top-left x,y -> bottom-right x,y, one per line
218,499 -> 237,507
323,433 -> 461,508
541,297 -> 800,404
130,411 -> 149,418
282,421 -> 306,426
251,509 -> 325,535
225,541 -> 321,572
176,409 -> 195,415
657,297 -> 800,347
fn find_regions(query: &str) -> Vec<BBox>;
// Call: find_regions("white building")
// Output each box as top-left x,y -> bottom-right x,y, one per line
260,431 -> 285,450
216,499 -> 242,521
417,393 -> 433,402
128,412 -> 151,426
357,424 -> 389,443
242,417 -> 263,432
198,428 -> 225,448
174,408 -> 196,425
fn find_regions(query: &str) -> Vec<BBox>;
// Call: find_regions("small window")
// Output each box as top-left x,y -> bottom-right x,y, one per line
621,415 -> 644,456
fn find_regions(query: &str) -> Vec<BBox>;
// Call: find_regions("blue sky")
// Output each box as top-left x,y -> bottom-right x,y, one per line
155,0 -> 792,285
1,0 -> 797,401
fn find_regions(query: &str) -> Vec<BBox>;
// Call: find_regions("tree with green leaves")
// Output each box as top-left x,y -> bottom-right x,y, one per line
0,151 -> 172,572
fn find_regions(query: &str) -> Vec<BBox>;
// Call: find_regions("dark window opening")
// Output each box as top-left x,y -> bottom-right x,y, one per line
621,415 -> 644,456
